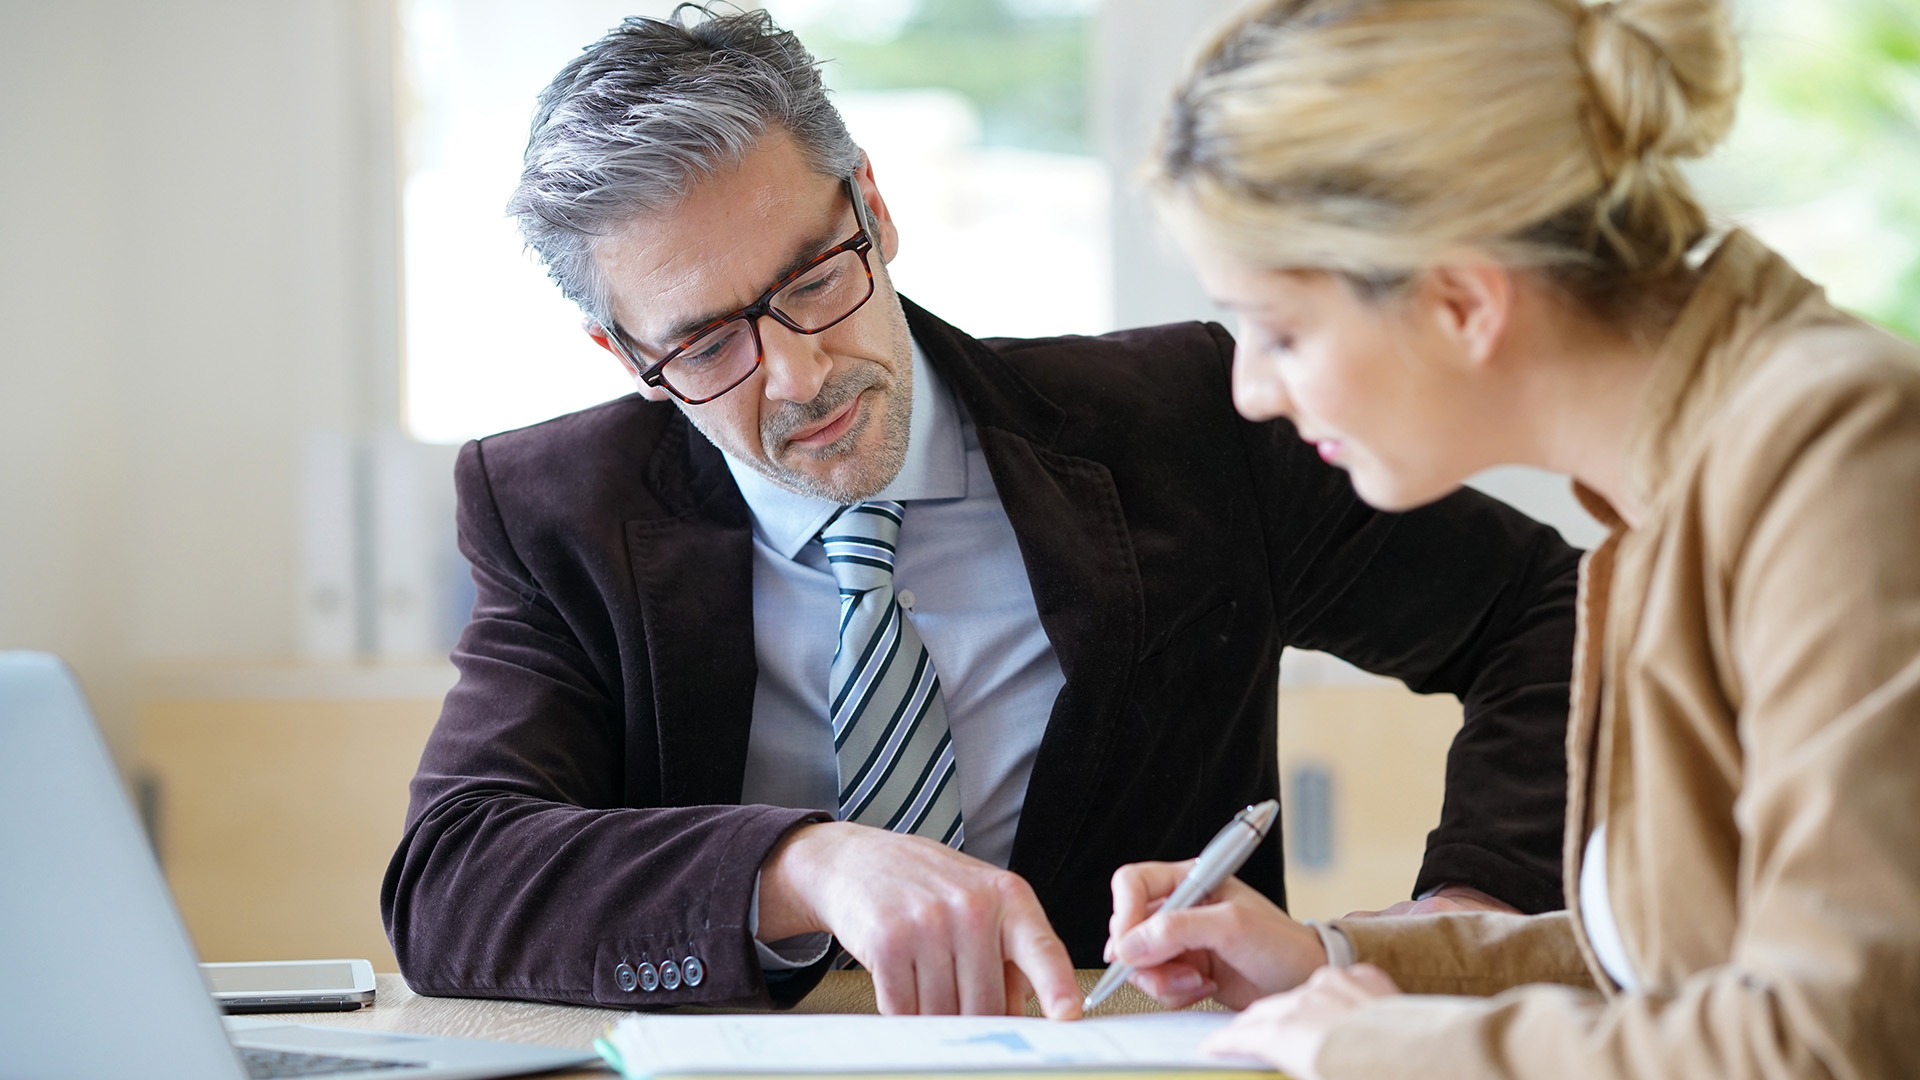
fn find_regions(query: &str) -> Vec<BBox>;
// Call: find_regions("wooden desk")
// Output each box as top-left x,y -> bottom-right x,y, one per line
280,971 -> 1215,1077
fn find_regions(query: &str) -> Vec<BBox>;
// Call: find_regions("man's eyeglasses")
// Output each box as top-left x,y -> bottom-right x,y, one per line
605,176 -> 877,405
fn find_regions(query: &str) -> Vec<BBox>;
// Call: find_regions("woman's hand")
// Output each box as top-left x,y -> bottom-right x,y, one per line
1201,964 -> 1403,1080
1103,859 -> 1327,1009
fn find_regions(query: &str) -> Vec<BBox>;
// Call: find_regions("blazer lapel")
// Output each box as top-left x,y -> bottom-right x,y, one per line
625,414 -> 760,807
903,300 -> 1146,894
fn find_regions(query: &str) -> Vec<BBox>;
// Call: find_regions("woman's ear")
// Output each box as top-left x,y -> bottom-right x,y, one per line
584,318 -> 674,402
1421,262 -> 1513,371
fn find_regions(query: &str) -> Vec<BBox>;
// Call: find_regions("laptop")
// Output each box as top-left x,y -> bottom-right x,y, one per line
0,651 -> 599,1080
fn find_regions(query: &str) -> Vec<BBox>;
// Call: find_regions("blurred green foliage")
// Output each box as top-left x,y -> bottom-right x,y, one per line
1738,0 -> 1920,338
793,0 -> 1092,153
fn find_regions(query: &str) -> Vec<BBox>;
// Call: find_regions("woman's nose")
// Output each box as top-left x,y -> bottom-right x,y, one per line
1231,344 -> 1293,422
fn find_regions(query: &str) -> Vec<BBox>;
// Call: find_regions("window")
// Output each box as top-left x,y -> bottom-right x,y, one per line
400,0 -> 1107,444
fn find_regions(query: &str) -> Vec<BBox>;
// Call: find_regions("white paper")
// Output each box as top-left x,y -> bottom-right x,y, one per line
600,1011 -> 1267,1076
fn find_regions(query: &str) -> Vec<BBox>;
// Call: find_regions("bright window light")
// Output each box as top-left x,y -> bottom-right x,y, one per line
400,0 -> 1110,445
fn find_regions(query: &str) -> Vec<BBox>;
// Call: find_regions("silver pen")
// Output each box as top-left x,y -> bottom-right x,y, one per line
1082,799 -> 1280,1011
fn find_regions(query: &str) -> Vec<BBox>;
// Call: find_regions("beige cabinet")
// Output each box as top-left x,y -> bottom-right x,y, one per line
137,668 -> 445,968
1276,682 -> 1460,919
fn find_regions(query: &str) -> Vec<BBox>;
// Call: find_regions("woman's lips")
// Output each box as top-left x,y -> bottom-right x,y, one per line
787,392 -> 863,450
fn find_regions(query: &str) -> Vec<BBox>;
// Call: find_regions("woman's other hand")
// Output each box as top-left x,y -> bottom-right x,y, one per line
1201,964 -> 1403,1080
1103,859 -> 1327,1009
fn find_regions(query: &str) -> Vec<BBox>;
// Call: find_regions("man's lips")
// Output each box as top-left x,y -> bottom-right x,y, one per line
785,391 -> 863,450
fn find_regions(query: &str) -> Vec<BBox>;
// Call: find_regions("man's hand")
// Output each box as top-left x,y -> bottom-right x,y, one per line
757,822 -> 1082,1019
1104,860 -> 1326,1009
1341,883 -> 1517,919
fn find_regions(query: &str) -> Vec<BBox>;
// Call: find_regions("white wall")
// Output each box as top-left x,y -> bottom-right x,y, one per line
1094,0 -> 1240,330
1,3 -> 133,744
0,0 -> 403,754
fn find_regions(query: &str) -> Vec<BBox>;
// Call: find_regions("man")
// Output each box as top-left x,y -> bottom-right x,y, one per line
381,8 -> 1580,1019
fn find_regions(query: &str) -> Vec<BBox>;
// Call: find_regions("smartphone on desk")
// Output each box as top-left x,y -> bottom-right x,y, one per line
199,958 -> 376,1013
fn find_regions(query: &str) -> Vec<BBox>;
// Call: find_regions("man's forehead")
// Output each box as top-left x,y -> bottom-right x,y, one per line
596,145 -> 850,350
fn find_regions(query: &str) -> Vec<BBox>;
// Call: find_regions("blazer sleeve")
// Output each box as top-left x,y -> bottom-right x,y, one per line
1219,322 -> 1582,913
380,439 -> 831,1010
1313,362 -> 1920,1080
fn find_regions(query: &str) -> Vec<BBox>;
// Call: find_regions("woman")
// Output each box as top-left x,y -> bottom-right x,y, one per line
1103,0 -> 1920,1077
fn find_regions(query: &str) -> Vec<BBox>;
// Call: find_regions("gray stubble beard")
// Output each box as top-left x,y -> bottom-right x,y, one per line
755,353 -> 913,503
677,345 -> 911,505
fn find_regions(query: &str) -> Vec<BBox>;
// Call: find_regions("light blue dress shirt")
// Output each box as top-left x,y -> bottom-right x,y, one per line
730,337 -> 1067,874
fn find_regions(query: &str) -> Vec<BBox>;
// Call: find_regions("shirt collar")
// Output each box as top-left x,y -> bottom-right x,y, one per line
723,335 -> 968,560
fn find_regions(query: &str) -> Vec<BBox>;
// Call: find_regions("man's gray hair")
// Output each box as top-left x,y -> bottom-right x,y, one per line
507,5 -> 863,326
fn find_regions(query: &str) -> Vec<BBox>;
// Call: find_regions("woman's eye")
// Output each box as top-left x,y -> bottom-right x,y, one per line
1253,325 -> 1295,356
1238,317 -> 1293,356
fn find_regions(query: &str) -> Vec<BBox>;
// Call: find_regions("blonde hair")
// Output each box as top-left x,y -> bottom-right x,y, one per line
1152,0 -> 1742,312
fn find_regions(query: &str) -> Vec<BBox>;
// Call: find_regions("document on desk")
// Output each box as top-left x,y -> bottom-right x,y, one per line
598,1012 -> 1272,1077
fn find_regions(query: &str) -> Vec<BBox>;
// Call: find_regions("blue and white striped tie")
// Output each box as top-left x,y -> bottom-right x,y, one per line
818,501 -> 964,850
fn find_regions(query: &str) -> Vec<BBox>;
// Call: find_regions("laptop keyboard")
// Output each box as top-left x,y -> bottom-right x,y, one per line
240,1047 -> 425,1077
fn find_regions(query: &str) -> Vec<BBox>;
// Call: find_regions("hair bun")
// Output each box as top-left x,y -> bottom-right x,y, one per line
1578,0 -> 1740,173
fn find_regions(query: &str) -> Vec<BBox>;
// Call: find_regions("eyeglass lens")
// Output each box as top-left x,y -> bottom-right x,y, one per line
661,246 -> 874,400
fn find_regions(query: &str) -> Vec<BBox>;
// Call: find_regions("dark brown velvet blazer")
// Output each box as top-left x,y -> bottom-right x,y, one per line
381,300 -> 1581,1010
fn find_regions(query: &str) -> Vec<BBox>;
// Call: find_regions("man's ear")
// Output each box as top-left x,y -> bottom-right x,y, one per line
584,318 -> 674,402
851,152 -> 901,265
1421,262 -> 1513,372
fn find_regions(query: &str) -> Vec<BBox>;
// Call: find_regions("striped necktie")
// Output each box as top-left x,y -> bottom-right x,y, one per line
818,501 -> 965,850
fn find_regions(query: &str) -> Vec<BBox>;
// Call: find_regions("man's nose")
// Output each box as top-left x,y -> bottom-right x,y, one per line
758,318 -> 834,403
1230,345 -> 1292,422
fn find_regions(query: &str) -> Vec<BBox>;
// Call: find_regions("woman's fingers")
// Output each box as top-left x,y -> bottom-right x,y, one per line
1107,860 -> 1195,952
1199,966 -> 1404,1079
1127,960 -> 1217,1009
1113,902 -> 1245,969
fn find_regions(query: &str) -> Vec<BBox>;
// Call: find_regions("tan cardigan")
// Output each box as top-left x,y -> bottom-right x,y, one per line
1315,232 -> 1920,1080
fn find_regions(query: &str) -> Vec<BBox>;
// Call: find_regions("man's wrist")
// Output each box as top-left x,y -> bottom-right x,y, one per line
756,820 -> 842,943
749,870 -> 833,970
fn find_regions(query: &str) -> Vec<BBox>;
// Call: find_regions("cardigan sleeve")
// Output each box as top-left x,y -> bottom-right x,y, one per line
1332,911 -> 1593,997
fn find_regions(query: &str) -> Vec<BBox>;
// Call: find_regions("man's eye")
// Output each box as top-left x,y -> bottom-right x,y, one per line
787,264 -> 840,299
679,326 -> 743,369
